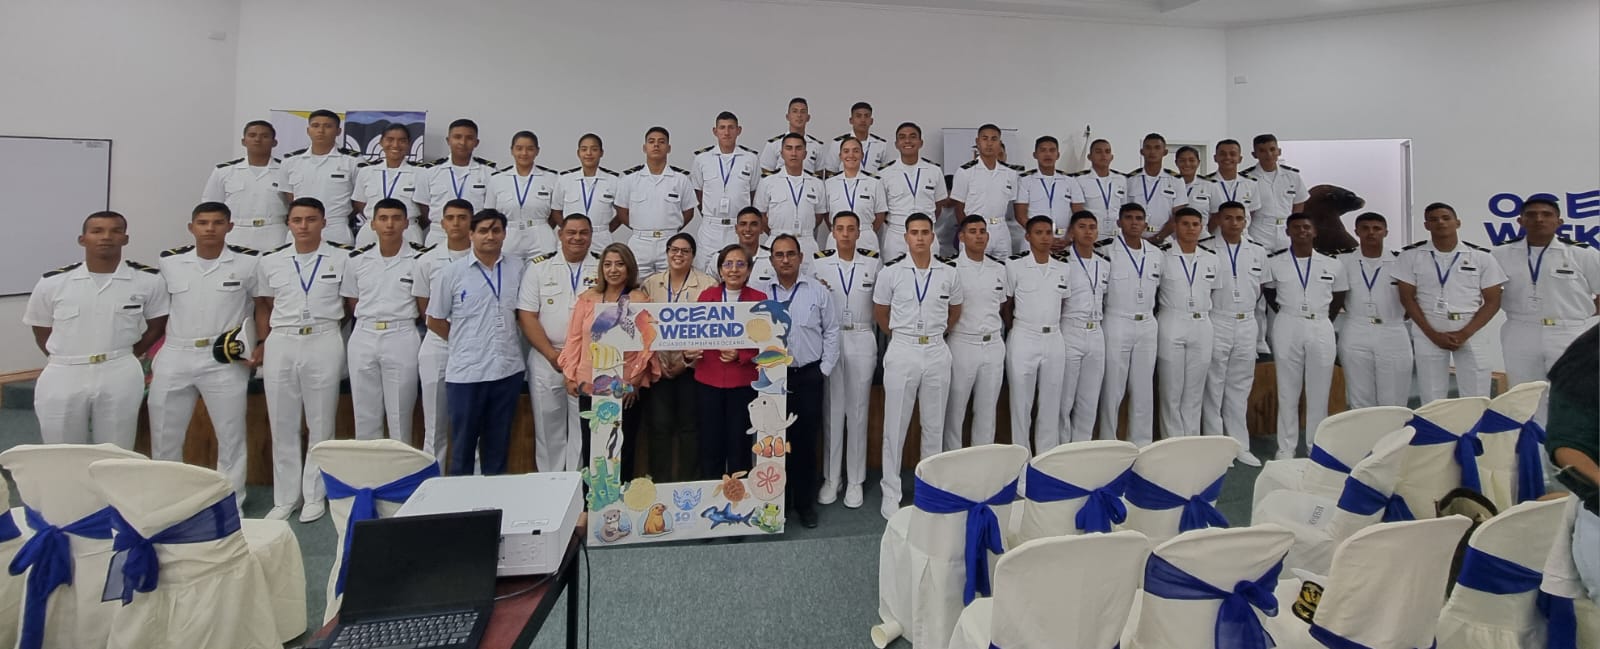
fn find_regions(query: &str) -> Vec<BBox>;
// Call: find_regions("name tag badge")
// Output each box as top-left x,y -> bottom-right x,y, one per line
331,173 -> 346,179
537,190 -> 551,198
1434,298 -> 1448,314
1529,293 -> 1541,308
1299,303 -> 1310,314
1232,288 -> 1242,304
472,184 -> 485,189
122,303 -> 141,310
842,309 -> 853,322
915,319 -> 925,332
221,280 -> 242,287
1365,302 -> 1377,316
667,193 -> 680,201
1136,289 -> 1146,302
300,307 -> 312,322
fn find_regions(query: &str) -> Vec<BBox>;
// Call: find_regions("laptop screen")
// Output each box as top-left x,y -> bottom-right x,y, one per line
341,509 -> 502,620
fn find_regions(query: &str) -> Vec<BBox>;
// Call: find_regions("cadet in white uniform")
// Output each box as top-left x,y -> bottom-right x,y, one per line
1058,211 -> 1110,444
944,216 -> 1009,449
615,126 -> 697,275
352,123 -> 426,246
341,198 -> 425,443
412,198 -> 476,463
690,112 -> 760,271
1200,201 -> 1268,465
880,122 -> 948,261
25,211 -> 168,449
281,110 -> 361,246
1006,216 -> 1070,452
485,131 -> 560,261
1263,214 -> 1347,459
1242,134 -> 1310,252
1175,146 -> 1215,224
812,212 -> 880,509
1395,202 -> 1508,402
516,215 -> 598,472
203,120 -> 289,251
754,133 -> 828,257
1074,139 -> 1128,235
713,207 -> 775,282
414,118 -> 496,245
1336,212 -> 1413,409
1202,139 -> 1260,230
1097,203 -> 1162,446
551,133 -> 619,254
149,202 -> 257,498
1126,133 -> 1189,244
1492,196 -> 1600,422
951,124 -> 1023,258
823,136 -> 888,253
822,101 -> 894,175
758,97 -> 825,175
1014,136 -> 1086,251
873,213 -> 963,519
1156,207 -> 1218,438
253,197 -> 351,522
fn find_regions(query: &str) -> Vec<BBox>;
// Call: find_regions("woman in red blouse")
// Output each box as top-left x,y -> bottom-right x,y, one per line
695,244 -> 767,479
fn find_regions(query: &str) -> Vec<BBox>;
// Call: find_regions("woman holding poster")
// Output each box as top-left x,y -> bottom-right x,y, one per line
641,233 -> 718,480
559,243 -> 656,478
695,244 -> 769,480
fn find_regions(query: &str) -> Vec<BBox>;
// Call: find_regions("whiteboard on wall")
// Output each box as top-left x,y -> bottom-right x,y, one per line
0,136 -> 113,296
1280,138 -> 1413,251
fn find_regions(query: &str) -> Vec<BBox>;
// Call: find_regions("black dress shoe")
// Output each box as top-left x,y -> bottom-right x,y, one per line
797,507 -> 819,528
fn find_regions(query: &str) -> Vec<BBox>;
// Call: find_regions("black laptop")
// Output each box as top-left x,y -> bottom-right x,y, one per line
326,509 -> 502,649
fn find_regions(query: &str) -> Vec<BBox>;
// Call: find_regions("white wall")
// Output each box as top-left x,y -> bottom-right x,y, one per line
0,0 -> 241,372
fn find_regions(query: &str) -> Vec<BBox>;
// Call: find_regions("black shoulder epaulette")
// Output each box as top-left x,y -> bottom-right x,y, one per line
1463,241 -> 1489,252
884,254 -> 906,267
428,156 -> 449,166
338,147 -> 360,157
761,168 -> 777,177
284,147 -> 308,158
1050,251 -> 1070,263
870,133 -> 887,142
1268,248 -> 1291,257
921,157 -> 938,166
357,159 -> 379,168
1198,244 -> 1212,253
960,159 -> 979,170
1402,240 -> 1428,251
1068,170 -> 1089,177
561,166 -> 581,175
409,159 -> 433,169
813,249 -> 835,259
350,243 -> 375,257
328,241 -> 355,251
491,167 -> 512,176
590,251 -> 602,259
1009,251 -> 1030,261
1199,235 -> 1216,244
1241,165 -> 1258,178
1200,172 -> 1217,180
529,252 -> 556,264
267,242 -> 293,254
1007,163 -> 1026,172
806,133 -> 823,143
767,133 -> 784,143
760,244 -> 772,252
599,166 -> 617,176
1094,251 -> 1110,261
1123,169 -> 1140,178
670,165 -> 690,175
161,244 -> 195,258
985,254 -> 1004,263
694,145 -> 714,155
216,157 -> 242,168
408,241 -> 429,253
739,144 -> 758,155
473,156 -> 499,168
1495,235 -> 1525,246
227,244 -> 259,256
1157,242 -> 1172,251
1559,237 -> 1591,248
1165,168 -> 1180,177
125,260 -> 158,274
833,133 -> 849,141
859,248 -> 879,258
623,164 -> 645,175
1019,168 -> 1037,178
1282,164 -> 1300,173
535,163 -> 559,174
1331,246 -> 1356,256
939,257 -> 958,267
42,262 -> 82,278
1094,237 -> 1114,247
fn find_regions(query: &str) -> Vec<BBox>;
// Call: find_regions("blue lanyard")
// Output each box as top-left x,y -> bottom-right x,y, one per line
786,177 -> 805,209
718,154 -> 738,189
1141,174 -> 1160,204
912,267 -> 933,305
1118,237 -> 1146,280
1074,250 -> 1101,297
1358,258 -> 1382,293
513,173 -> 534,208
1096,176 -> 1114,212
770,282 -> 796,307
568,262 -> 584,294
579,177 -> 597,214
667,274 -> 687,303
903,168 -> 922,200
1225,240 -> 1242,278
837,262 -> 858,300
1430,250 -> 1462,289
476,261 -> 502,302
843,178 -> 860,213
293,254 -> 322,297
1527,244 -> 1549,289
1179,254 -> 1198,289
449,167 -> 471,200
1218,178 -> 1238,203
1041,177 -> 1058,210
380,169 -> 401,199
1186,182 -> 1196,198
1294,254 -> 1313,293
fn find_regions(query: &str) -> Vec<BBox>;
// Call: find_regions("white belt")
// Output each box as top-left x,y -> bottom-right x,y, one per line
840,322 -> 874,332
1509,315 -> 1587,327
507,219 -> 547,230
48,349 -> 133,366
1061,317 -> 1102,331
1161,312 -> 1210,321
1012,321 -> 1058,334
1212,312 -> 1254,321
356,318 -> 414,331
632,229 -> 676,240
1345,315 -> 1401,326
700,217 -> 736,227
234,218 -> 283,228
950,331 -> 1003,343
891,333 -> 944,346
1108,312 -> 1153,321
271,321 -> 340,336
1428,311 -> 1474,322
171,332 -> 233,351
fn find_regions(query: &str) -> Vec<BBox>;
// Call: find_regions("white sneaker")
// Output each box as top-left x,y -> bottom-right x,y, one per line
298,501 -> 327,523
1274,449 -> 1295,461
264,505 -> 296,521
1235,450 -> 1263,467
817,481 -> 839,506
843,484 -> 864,509
880,498 -> 899,521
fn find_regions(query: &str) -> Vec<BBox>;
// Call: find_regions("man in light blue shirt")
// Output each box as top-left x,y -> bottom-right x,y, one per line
764,234 -> 839,528
426,208 -> 526,474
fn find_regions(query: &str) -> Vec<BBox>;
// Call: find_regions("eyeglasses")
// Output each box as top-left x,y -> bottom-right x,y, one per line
720,260 -> 749,270
667,246 -> 694,256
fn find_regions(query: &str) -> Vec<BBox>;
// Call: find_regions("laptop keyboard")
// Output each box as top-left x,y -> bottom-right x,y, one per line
331,611 -> 479,649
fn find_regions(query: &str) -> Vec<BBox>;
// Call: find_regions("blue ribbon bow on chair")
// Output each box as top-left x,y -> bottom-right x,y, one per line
1308,446 -> 1353,474
0,510 -> 20,543
1024,466 -> 1129,533
1453,546 -> 1575,649
1124,472 -> 1229,533
1143,553 -> 1281,649
322,462 -> 440,595
1407,415 -> 1483,493
101,496 -> 241,605
912,477 -> 1018,605
1475,409 -> 1547,502
1336,475 -> 1414,522
7,506 -> 115,649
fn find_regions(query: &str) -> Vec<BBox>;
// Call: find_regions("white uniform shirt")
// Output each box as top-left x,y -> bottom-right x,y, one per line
23,261 -> 170,356
1202,235 -> 1269,315
157,245 -> 258,340
281,148 -> 361,221
1338,250 -> 1407,324
414,157 -> 496,214
352,161 -> 425,221
1157,245 -> 1219,314
689,145 -> 760,224
1061,248 -> 1110,321
1184,176 -> 1215,218
823,172 -> 888,235
758,133 -> 825,175
754,170 -> 827,240
1392,240 -> 1508,316
1016,170 -> 1086,236
811,249 -> 881,329
949,254 -> 1007,335
516,252 -> 600,348
1492,238 -> 1600,322
1125,169 -> 1189,237
1202,173 -> 1260,220
1006,253 -> 1070,329
823,133 -> 894,175
255,242 -> 350,327
951,160 -> 1022,254
341,242 -> 426,321
413,243 -> 472,342
615,165 -> 696,233
1242,164 -> 1309,245
201,158 -> 288,227
485,165 -> 561,256
1096,235 -> 1162,316
1074,170 -> 1129,232
872,256 -> 964,337
553,167 -> 620,251
1264,249 -> 1348,318
881,158 -> 948,229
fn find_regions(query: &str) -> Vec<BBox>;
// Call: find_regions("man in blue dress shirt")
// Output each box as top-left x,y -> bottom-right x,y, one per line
762,233 -> 839,527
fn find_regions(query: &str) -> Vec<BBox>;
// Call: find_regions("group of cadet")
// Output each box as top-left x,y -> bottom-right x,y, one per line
24,99 -> 1600,524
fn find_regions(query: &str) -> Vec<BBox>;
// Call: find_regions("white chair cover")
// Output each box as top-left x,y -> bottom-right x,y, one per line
948,531 -> 1148,649
308,439 -> 439,624
1475,381 -> 1547,510
873,444 -> 1029,649
1397,397 -> 1488,517
0,443 -> 142,649
1121,524 -> 1295,649
1436,497 -> 1569,649
1015,440 -> 1139,544
1264,516 -> 1473,649
1121,437 -> 1238,544
87,459 -> 279,649
1252,406 -> 1414,513
0,481 -> 32,649
239,518 -> 307,642
1254,428 -> 1415,574
1538,496 -> 1600,647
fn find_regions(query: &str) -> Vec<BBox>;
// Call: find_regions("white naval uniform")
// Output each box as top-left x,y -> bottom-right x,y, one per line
149,245 -> 257,496
484,165 -> 561,261
689,145 -> 760,272
1156,244 -> 1218,437
1097,235 -> 1162,446
616,164 -> 696,275
352,160 -> 426,246
281,147 -> 361,245
872,254 -> 963,517
1202,235 -> 1269,452
1242,164 -> 1309,252
203,157 -> 289,251
754,169 -> 827,257
1074,170 -> 1128,235
1058,248 -> 1109,444
414,157 -> 496,244
553,167 -> 620,254
1015,169 -> 1086,239
413,243 -> 472,463
758,132 -> 826,175
812,248 -> 880,493
1125,168 -> 1189,242
880,157 -> 948,260
1264,248 -> 1346,458
822,132 -> 893,175
1183,177 -> 1215,222
823,171 -> 888,253
516,251 -> 599,472
1335,249 -> 1414,409
256,241 -> 350,508
23,260 -> 169,448
1492,237 -> 1600,422
1005,251 -> 1069,453
951,159 -> 1023,257
341,242 -> 427,442
944,254 -> 1008,449
1201,173 -> 1260,234
1392,240 -> 1508,402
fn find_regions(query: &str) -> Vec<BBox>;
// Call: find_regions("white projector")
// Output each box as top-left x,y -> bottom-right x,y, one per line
396,472 -> 583,576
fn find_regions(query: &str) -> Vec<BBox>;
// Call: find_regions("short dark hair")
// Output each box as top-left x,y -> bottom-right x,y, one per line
850,101 -> 873,113
737,206 -> 764,221
381,123 -> 411,140
1026,215 -> 1054,231
1216,200 -> 1247,214
782,132 -> 806,146
1035,136 -> 1059,149
1216,138 -> 1241,151
1143,132 -> 1167,145
1285,212 -> 1311,225
715,111 -> 739,124
1353,212 -> 1387,226
667,231 -> 697,254
289,196 -> 326,216
1522,196 -> 1561,214
645,126 -> 670,141
1252,133 -> 1278,148
787,97 -> 808,109
832,211 -> 860,226
562,213 -> 593,229
896,122 -> 922,138
1424,202 -> 1456,215
977,124 -> 1001,137
959,214 -> 987,229
243,120 -> 275,137
1175,146 -> 1200,159
371,198 -> 408,215
192,201 -> 231,221
769,233 -> 801,253
1118,202 -> 1146,218
837,135 -> 861,153
307,110 -> 339,126
512,130 -> 539,147
82,210 -> 127,233
1089,138 -> 1110,150
472,208 -> 507,230
578,133 -> 603,149
443,198 -> 475,214
1070,210 -> 1098,226
1173,206 -> 1204,223
448,118 -> 478,134
905,212 -> 933,228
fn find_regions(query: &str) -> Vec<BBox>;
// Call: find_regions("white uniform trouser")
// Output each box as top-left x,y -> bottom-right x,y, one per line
1006,325 -> 1065,454
1272,314 -> 1336,455
627,229 -> 675,276
418,334 -> 450,464
34,351 -> 142,448
1412,312 -> 1493,403
263,325 -> 343,508
147,339 -> 249,495
824,327 -> 876,489
226,223 -> 287,254
1059,319 -> 1106,444
1099,314 -> 1158,446
529,349 -> 581,472
881,337 -> 951,507
1501,317 -> 1592,424
694,221 -> 737,274
1338,317 -> 1414,409
1157,312 -> 1213,438
1203,312 -> 1258,451
503,221 -> 556,262
944,332 -> 1005,449
880,223 -> 939,263
346,321 -> 421,442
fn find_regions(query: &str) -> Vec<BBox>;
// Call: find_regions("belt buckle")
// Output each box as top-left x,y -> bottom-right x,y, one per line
842,324 -> 855,331
1542,318 -> 1557,326
917,335 -> 930,345
251,218 -> 265,226
981,334 -> 992,342
1235,313 -> 1247,320
297,326 -> 314,335
1132,314 -> 1145,321
1448,313 -> 1464,321
1369,317 -> 1383,325
652,230 -> 664,237
1191,313 -> 1203,320
375,322 -> 389,331
1304,314 -> 1318,320
720,219 -> 732,225
1086,322 -> 1097,330
193,338 -> 209,347
1041,326 -> 1053,333
88,353 -> 107,364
